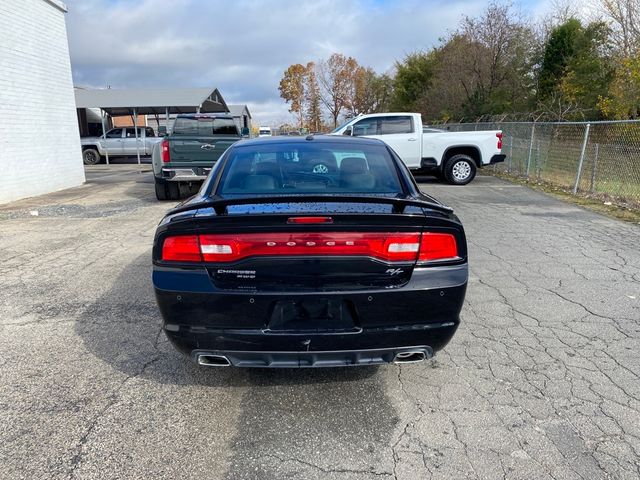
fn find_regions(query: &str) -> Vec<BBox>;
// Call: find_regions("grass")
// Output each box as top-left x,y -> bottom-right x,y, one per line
488,170 -> 640,225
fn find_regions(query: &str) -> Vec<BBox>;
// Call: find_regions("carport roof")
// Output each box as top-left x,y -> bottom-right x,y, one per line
228,104 -> 252,118
74,87 -> 229,116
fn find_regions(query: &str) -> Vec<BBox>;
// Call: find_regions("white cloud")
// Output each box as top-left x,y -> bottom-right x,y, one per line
66,0 -> 545,124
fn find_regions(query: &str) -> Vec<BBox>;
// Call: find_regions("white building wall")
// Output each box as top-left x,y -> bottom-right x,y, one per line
0,0 -> 84,204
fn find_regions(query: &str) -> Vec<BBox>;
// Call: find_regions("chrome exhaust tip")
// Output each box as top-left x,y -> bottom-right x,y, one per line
393,351 -> 427,364
197,354 -> 231,367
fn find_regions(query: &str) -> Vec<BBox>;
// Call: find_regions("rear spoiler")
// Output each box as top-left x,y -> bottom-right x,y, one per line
169,195 -> 453,216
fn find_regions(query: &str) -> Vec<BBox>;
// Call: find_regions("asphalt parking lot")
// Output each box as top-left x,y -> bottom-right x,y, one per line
0,165 -> 638,480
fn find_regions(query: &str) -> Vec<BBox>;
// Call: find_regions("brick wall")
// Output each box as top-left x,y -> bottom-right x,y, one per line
0,0 -> 85,204
113,114 -> 147,128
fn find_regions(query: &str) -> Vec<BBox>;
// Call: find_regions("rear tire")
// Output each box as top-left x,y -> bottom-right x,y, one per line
83,148 -> 101,165
444,154 -> 476,185
166,182 -> 180,200
155,179 -> 168,200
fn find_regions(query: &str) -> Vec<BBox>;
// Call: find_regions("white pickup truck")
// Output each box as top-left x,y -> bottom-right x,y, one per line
330,113 -> 505,184
80,127 -> 163,165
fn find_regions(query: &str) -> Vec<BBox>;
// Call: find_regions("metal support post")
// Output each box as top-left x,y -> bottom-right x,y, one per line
100,108 -> 110,165
508,135 -> 513,172
133,107 -> 141,166
573,123 -> 591,194
526,123 -> 536,178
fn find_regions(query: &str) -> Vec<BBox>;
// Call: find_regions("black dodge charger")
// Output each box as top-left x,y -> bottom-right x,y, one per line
152,135 -> 467,368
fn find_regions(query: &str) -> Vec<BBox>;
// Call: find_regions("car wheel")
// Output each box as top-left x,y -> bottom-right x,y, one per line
444,154 -> 476,185
166,182 -> 180,200
155,179 -> 168,200
83,148 -> 101,165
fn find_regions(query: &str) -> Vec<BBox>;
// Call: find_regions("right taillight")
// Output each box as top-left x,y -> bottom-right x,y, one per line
418,233 -> 458,262
161,139 -> 170,163
496,132 -> 503,150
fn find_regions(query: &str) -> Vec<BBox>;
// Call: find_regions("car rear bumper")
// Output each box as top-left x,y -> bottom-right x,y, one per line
161,167 -> 211,182
192,345 -> 435,368
153,264 -> 467,367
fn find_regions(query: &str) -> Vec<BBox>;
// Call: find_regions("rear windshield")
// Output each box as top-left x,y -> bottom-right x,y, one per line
173,117 -> 239,136
216,141 -> 403,195
259,129 -> 271,135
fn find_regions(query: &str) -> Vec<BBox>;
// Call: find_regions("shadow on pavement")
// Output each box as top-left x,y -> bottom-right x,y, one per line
412,174 -> 441,184
75,254 -> 383,390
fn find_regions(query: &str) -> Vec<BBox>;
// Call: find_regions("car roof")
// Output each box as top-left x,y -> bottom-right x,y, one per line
236,134 -> 386,147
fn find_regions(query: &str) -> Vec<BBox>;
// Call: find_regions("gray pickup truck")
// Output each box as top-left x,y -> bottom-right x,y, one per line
152,114 -> 242,200
81,127 -> 162,165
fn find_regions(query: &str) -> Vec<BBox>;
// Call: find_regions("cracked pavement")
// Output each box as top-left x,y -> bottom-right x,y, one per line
0,165 -> 638,479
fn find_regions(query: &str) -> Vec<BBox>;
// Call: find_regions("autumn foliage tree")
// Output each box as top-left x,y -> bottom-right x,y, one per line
277,0 -> 640,125
278,63 -> 307,128
317,53 -> 360,127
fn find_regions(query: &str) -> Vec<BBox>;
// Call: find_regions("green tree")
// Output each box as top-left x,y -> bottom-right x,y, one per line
391,52 -> 435,111
537,19 -> 613,119
598,55 -> 640,118
304,62 -> 323,132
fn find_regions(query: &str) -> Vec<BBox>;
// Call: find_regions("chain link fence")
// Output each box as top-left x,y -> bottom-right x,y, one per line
432,120 -> 640,207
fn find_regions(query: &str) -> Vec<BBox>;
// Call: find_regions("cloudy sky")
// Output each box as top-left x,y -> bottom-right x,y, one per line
66,0 -> 554,125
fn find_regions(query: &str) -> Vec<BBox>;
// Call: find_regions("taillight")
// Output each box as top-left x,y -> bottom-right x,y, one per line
496,132 -> 503,150
161,232 -> 458,263
161,235 -> 201,262
161,139 -> 170,163
198,232 -> 422,262
418,233 -> 458,262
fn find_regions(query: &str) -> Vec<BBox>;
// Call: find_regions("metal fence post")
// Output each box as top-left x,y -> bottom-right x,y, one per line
526,122 -> 536,178
508,135 -> 513,172
573,123 -> 591,194
590,143 -> 599,193
536,140 -> 541,180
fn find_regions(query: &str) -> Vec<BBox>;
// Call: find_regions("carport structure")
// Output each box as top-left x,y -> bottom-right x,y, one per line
74,87 -> 229,164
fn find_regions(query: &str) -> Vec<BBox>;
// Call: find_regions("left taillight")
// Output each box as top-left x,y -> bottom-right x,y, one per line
161,139 -> 170,163
161,235 -> 202,262
496,132 -> 503,150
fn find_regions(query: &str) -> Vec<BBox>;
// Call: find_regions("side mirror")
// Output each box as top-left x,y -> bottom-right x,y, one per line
241,127 -> 250,137
343,125 -> 353,136
158,126 -> 167,136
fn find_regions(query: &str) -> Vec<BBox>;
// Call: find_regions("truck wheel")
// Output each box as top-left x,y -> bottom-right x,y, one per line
166,182 -> 180,200
83,148 -> 101,165
444,154 -> 476,185
155,179 -> 168,200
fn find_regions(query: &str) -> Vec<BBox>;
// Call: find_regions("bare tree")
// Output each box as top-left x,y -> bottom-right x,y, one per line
597,0 -> 640,55
317,53 -> 359,127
